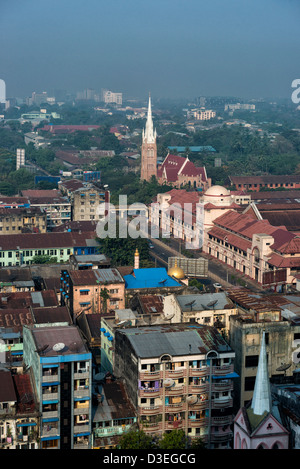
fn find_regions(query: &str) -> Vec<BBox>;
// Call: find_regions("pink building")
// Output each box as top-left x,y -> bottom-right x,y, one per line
61,268 -> 125,317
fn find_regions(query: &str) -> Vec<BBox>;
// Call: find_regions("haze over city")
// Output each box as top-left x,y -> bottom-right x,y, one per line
1,0 -> 300,100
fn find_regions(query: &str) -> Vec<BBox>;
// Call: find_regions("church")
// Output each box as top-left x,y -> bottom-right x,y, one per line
140,95 -> 210,191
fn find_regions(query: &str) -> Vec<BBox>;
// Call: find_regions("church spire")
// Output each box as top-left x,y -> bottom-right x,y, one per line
251,330 -> 272,415
143,93 -> 156,144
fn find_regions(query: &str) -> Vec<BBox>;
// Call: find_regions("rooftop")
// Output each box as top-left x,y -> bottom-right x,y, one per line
30,324 -> 89,357
176,292 -> 233,312
69,268 -> 124,286
124,268 -> 182,290
116,323 -> 233,358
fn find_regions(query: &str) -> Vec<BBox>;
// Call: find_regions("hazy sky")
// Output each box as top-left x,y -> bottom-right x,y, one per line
1,0 -> 300,100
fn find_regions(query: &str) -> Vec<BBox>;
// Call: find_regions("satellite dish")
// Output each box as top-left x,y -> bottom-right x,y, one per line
207,300 -> 218,308
187,395 -> 198,405
53,343 -> 65,352
163,311 -> 175,320
163,378 -> 174,387
276,363 -> 291,372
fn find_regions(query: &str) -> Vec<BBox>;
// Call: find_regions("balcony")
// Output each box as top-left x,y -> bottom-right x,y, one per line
165,402 -> 186,413
74,425 -> 90,434
42,392 -> 58,401
74,406 -> 90,416
74,388 -> 90,399
42,410 -> 59,419
187,400 -> 209,411
211,382 -> 233,393
74,369 -> 90,380
41,426 -> 59,438
212,364 -> 234,376
139,388 -> 161,398
188,384 -> 209,394
211,398 -> 233,409
165,369 -> 186,379
139,405 -> 162,416
165,420 -> 185,430
211,415 -> 233,426
164,385 -> 186,396
188,418 -> 209,428
210,430 -> 233,443
139,370 -> 162,381
141,422 -> 163,433
189,368 -> 209,378
42,373 -> 59,383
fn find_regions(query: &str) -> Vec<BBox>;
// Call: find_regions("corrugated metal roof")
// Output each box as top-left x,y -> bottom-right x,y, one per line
117,324 -> 231,358
176,292 -> 232,311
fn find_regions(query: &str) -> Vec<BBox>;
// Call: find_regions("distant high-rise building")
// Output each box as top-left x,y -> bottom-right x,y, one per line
0,79 -> 6,104
101,89 -> 122,106
140,95 -> 157,182
31,91 -> 48,106
16,148 -> 25,170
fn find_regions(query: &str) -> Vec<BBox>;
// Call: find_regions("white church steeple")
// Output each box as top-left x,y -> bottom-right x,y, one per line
143,93 -> 156,144
251,330 -> 272,415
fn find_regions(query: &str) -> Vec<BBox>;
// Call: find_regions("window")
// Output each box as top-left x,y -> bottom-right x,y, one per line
245,355 -> 259,367
244,376 -> 256,391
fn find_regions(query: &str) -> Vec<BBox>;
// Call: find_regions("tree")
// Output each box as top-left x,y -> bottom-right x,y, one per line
159,429 -> 188,449
118,430 -> 157,449
100,287 -> 110,314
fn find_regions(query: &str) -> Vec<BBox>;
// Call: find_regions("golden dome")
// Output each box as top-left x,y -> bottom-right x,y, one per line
168,260 -> 185,279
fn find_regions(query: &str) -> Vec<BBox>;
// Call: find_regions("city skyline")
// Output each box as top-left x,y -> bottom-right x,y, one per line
1,0 -> 300,101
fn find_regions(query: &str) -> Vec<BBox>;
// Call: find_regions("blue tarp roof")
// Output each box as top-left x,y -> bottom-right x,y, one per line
124,268 -> 181,289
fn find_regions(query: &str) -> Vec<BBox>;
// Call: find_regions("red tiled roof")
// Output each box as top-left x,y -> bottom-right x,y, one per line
267,253 -> 300,268
158,154 -> 207,183
0,309 -> 34,332
209,226 -> 251,251
0,231 -> 96,250
22,189 -> 60,198
213,210 -> 286,239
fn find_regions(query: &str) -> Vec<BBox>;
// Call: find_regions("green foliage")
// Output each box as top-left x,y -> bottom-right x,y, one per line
118,430 -> 157,449
31,255 -> 58,264
97,226 -> 150,267
159,429 -> 188,449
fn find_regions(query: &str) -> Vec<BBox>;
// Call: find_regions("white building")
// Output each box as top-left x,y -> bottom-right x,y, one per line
0,79 -> 6,104
102,89 -> 122,106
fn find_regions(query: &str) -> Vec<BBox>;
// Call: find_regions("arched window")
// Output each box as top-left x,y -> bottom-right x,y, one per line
235,432 -> 241,449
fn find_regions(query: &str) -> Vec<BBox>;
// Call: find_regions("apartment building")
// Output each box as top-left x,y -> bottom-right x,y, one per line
25,194 -> 71,229
0,206 -> 47,234
61,268 -> 125,317
59,179 -> 109,222
23,324 -> 92,449
0,371 -> 39,449
227,287 -> 300,409
114,323 -> 236,449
